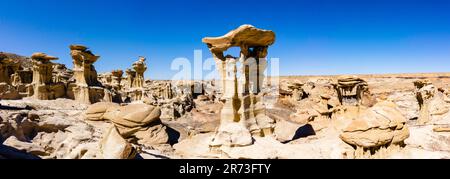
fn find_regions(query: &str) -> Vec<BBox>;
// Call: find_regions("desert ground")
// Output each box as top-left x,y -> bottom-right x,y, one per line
1,70 -> 450,159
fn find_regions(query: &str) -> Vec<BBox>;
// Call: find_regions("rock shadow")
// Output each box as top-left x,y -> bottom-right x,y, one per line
165,127 -> 180,146
0,144 -> 41,159
292,124 -> 316,140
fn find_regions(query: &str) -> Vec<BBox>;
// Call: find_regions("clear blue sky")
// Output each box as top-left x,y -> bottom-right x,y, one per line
1,0 -> 450,79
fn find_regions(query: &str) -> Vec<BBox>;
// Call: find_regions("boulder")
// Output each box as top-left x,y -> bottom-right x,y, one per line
99,126 -> 135,159
107,104 -> 161,128
340,101 -> 410,148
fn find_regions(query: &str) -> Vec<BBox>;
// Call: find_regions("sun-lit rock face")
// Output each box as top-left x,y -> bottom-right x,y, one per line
69,45 -> 111,104
340,101 -> 410,158
334,75 -> 370,106
85,102 -> 169,146
202,24 -> 275,53
414,80 -> 450,125
0,53 -> 21,99
202,25 -> 276,148
0,52 -> 13,84
121,57 -> 148,102
29,53 -> 66,100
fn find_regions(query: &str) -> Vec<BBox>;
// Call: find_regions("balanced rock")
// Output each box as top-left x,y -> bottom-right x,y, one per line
203,24 -> 275,53
99,125 -> 136,159
203,24 -> 276,148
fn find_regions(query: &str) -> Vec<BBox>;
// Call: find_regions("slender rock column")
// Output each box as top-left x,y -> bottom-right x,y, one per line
202,25 -> 276,148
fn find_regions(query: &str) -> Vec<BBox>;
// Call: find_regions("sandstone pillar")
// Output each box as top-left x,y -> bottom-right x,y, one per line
126,57 -> 147,102
30,52 -> 63,100
202,25 -> 276,148
69,45 -> 106,104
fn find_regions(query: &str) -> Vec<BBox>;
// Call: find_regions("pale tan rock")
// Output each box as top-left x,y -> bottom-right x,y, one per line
99,125 -> 135,159
69,45 -> 107,104
29,52 -> 66,100
107,104 -> 161,128
111,70 -> 123,90
334,75 -> 371,106
274,119 -> 305,143
125,69 -> 136,89
131,57 -> 146,89
133,124 -> 169,146
84,102 -> 169,146
202,24 -> 275,53
85,102 -> 120,121
340,101 -> 410,158
433,127 -> 450,132
123,57 -> 147,102
3,136 -> 48,156
210,123 -> 254,147
202,25 -> 276,148
414,80 -> 450,125
0,54 -> 22,99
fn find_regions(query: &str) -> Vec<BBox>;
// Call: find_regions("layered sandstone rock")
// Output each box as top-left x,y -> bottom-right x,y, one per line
334,75 -> 372,106
414,80 -> 450,125
286,81 -> 340,132
0,53 -> 21,99
29,53 -> 66,100
99,125 -> 136,159
202,25 -> 276,148
111,70 -> 123,90
123,57 -> 147,102
143,81 -> 196,120
340,101 -> 410,158
85,102 -> 169,146
69,45 -> 110,104
0,52 -> 15,84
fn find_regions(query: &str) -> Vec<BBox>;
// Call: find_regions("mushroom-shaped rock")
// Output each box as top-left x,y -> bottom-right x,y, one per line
31,52 -> 59,61
336,75 -> 367,87
340,101 -> 410,148
202,24 -> 276,53
69,44 -> 88,51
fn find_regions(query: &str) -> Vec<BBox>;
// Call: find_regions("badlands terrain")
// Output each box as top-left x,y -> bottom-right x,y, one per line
2,71 -> 450,159
1,25 -> 450,159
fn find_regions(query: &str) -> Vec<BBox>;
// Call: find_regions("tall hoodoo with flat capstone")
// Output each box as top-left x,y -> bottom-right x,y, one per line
69,45 -> 109,104
0,53 -> 18,85
125,57 -> 147,101
202,24 -> 276,148
334,76 -> 369,106
30,53 -> 65,100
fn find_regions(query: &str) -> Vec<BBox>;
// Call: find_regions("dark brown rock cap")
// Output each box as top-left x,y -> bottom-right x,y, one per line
0,52 -> 7,60
337,75 -> 367,86
69,44 -> 88,51
31,52 -> 59,61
